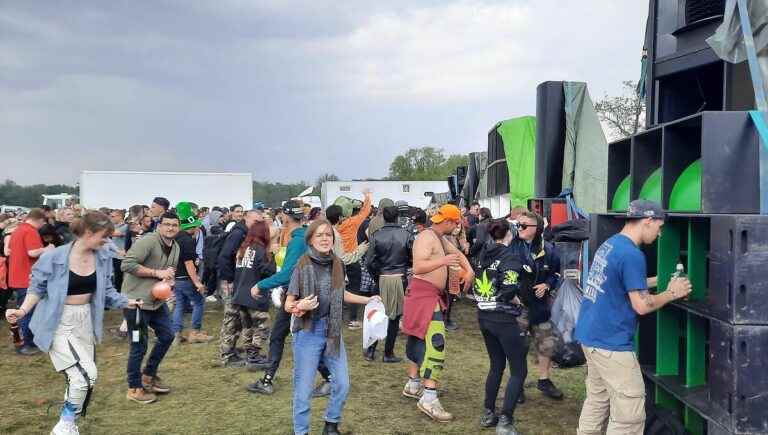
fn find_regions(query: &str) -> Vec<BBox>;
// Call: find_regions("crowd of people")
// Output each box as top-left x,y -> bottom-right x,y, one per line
0,193 -> 693,435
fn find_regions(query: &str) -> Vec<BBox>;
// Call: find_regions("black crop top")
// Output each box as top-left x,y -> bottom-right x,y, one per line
68,270 -> 97,296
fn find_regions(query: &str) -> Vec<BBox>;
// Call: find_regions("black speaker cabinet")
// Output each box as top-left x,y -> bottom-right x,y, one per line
644,0 -> 755,127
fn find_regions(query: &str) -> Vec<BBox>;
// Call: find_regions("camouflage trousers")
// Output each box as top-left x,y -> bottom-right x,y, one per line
516,308 -> 563,359
219,289 -> 270,361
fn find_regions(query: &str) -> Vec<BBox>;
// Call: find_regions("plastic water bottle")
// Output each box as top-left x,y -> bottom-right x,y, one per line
672,261 -> 686,279
672,261 -> 688,300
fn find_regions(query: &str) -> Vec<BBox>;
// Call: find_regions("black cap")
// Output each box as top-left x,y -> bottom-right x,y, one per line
624,200 -> 665,219
282,200 -> 304,217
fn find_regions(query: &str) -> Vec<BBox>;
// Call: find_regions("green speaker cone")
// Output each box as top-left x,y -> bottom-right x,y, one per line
669,159 -> 701,211
611,175 -> 631,211
639,168 -> 662,203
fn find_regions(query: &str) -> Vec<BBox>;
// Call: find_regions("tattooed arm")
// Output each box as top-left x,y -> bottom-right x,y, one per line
628,277 -> 692,315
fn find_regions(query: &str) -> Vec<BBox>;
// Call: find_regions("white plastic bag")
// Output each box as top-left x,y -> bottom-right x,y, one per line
271,287 -> 284,308
362,299 -> 388,349
550,278 -> 583,344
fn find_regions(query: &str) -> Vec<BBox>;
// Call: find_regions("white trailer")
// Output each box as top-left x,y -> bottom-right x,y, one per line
321,180 -> 449,210
79,171 -> 253,209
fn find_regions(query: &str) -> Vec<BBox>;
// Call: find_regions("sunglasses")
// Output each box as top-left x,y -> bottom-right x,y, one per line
518,223 -> 537,230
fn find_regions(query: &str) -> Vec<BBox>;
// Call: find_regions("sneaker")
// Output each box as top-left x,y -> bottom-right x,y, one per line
50,420 -> 80,435
417,398 -> 453,422
537,379 -> 564,400
382,354 -> 403,363
246,355 -> 272,372
348,321 -> 362,330
496,415 -> 520,435
142,375 -> 171,394
126,387 -> 156,404
222,354 -> 247,368
312,380 -> 332,398
480,408 -> 498,428
17,345 -> 40,356
402,380 -> 423,399
188,330 -> 214,344
172,333 -> 185,347
322,421 -> 341,435
246,379 -> 274,395
206,295 -> 218,303
363,347 -> 375,362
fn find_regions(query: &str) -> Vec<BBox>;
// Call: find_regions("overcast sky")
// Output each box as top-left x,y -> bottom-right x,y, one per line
1,1 -> 648,186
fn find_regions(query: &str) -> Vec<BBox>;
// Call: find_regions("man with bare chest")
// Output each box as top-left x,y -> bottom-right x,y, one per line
401,204 -> 473,422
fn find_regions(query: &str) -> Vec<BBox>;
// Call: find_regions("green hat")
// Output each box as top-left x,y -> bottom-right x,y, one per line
176,201 -> 202,230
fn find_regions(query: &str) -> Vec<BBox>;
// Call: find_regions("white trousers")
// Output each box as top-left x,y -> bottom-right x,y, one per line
48,304 -> 97,415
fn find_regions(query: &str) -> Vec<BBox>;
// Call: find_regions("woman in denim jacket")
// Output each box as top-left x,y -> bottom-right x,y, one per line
5,211 -> 141,435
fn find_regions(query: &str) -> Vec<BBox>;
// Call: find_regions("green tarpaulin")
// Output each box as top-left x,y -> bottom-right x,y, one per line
496,116 -> 536,207
562,82 -> 608,213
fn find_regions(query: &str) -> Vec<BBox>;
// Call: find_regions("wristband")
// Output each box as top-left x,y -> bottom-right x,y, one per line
19,307 -> 28,317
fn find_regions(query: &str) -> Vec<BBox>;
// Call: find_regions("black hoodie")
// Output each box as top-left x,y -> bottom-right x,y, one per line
216,221 -> 248,282
474,243 -> 531,322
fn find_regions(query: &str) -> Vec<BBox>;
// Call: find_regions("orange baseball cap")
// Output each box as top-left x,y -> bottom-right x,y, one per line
430,204 -> 461,224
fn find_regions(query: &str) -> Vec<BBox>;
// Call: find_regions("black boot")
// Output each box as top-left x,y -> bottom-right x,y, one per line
364,345 -> 376,362
322,421 -> 341,435
496,415 -> 520,435
537,379 -> 564,400
480,408 -> 498,427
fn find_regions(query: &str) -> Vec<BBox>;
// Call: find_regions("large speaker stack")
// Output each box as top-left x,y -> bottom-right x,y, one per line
592,1 -> 763,434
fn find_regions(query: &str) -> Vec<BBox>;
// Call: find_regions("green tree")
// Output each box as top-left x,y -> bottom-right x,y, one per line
0,180 -> 77,208
388,147 -> 468,180
252,181 -> 311,208
594,80 -> 646,140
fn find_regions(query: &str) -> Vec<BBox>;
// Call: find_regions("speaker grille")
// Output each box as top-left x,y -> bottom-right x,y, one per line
685,0 -> 725,25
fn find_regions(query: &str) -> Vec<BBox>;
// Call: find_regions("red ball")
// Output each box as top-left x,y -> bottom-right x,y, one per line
151,281 -> 173,300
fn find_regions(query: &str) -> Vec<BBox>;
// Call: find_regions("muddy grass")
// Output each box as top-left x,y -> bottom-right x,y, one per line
0,300 -> 585,434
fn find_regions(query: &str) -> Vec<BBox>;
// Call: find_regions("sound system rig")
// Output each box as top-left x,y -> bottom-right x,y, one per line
590,1 -> 764,433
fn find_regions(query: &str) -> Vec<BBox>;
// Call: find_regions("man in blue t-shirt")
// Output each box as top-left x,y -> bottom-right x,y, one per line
575,200 -> 691,435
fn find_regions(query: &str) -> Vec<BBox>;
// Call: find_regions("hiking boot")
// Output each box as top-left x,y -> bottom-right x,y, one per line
142,375 -> 171,394
312,380 -> 332,398
517,389 -> 526,404
402,380 -> 423,399
496,415 -> 520,435
50,419 -> 80,435
537,379 -> 564,400
363,347 -> 375,362
480,408 -> 498,428
188,330 -> 214,344
246,379 -> 274,395
126,387 -> 156,404
322,421 -> 341,435
222,354 -> 247,368
348,320 -> 362,330
444,319 -> 459,331
246,355 -> 272,372
382,354 -> 403,363
417,397 -> 453,422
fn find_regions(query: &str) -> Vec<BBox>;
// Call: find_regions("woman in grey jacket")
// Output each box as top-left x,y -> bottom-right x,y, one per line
5,211 -> 141,435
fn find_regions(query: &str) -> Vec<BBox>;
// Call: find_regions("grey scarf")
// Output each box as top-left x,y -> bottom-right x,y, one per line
291,248 -> 345,357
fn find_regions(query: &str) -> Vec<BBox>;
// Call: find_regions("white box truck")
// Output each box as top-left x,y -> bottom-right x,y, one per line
79,171 -> 253,209
321,180 -> 449,210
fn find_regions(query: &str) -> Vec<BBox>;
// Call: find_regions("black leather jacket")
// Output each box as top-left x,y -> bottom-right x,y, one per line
365,223 -> 413,278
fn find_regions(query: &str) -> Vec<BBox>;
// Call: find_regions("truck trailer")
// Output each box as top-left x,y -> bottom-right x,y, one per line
321,180 -> 449,210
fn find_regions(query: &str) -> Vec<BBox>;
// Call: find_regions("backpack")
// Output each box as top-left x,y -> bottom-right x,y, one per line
202,226 -> 226,290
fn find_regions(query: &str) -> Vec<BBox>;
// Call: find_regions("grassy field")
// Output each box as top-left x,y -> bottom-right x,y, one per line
0,300 -> 585,434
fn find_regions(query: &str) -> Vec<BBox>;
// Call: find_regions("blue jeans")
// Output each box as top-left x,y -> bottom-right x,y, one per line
172,279 -> 204,333
123,304 -> 174,389
292,318 -> 350,435
12,288 -> 35,347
